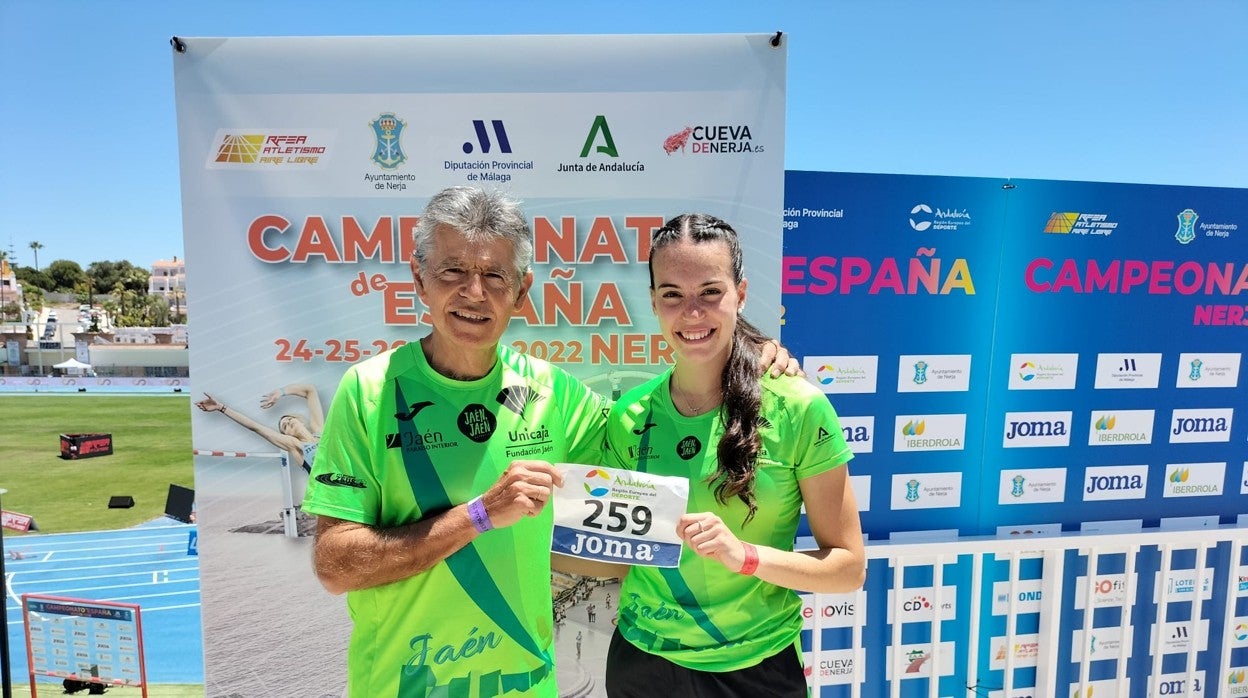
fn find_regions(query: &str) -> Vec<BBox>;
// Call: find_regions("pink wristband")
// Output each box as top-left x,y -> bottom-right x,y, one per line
468,496 -> 493,533
738,542 -> 759,576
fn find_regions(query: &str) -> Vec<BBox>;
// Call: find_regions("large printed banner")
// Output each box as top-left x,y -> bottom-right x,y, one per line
174,34 -> 784,695
784,170 -> 1248,697
783,169 -> 1247,539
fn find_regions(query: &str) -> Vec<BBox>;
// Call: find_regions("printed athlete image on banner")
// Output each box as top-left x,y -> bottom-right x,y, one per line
552,464 -> 689,567
173,34 -> 785,696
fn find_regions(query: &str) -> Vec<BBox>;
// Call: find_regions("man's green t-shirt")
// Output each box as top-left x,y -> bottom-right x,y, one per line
603,369 -> 852,672
302,342 -> 607,698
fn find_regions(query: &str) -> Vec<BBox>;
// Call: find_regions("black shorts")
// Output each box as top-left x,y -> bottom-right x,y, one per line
604,629 -> 808,698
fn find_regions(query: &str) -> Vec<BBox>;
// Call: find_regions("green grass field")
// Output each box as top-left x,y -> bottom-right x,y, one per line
0,394 -> 194,534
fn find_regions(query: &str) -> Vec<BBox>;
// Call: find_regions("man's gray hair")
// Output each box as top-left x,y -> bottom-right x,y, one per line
413,187 -> 533,277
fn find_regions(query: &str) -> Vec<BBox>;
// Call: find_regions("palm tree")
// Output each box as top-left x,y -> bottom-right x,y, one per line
29,241 -> 44,272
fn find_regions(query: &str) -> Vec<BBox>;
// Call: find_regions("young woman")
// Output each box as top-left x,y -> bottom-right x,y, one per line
602,213 -> 865,697
195,382 -> 324,472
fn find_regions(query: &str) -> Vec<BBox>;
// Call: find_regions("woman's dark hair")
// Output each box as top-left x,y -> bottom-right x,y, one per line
649,213 -> 765,523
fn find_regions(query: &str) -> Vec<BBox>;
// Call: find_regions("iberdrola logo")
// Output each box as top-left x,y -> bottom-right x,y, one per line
583,469 -> 612,497
1170,468 -> 1190,483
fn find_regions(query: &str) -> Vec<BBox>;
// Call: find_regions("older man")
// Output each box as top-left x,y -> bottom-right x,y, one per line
301,186 -> 792,697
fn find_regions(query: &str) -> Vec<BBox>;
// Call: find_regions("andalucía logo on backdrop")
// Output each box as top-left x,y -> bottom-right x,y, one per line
554,115 -> 644,175
1007,353 -> 1077,390
803,355 -> 878,394
907,203 -> 971,232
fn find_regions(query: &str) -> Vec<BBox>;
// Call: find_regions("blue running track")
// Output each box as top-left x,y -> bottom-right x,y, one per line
3,523 -> 203,684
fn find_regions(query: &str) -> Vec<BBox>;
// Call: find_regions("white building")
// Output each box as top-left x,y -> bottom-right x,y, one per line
149,256 -> 186,297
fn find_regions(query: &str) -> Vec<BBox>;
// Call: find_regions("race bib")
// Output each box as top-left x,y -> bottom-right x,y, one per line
552,464 -> 689,568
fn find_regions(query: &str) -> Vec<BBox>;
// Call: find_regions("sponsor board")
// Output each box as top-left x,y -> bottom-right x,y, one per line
1168,407 -> 1233,443
804,355 -> 878,394
1008,353 -> 1079,390
885,586 -> 957,624
1175,352 -> 1241,388
1094,353 -> 1163,389
893,413 -> 967,452
890,472 -> 962,510
1162,461 -> 1226,498
1087,409 -> 1155,446
1083,464 -> 1149,501
897,354 -> 972,393
999,467 -> 1067,504
1003,411 -> 1072,448
991,579 -> 1044,615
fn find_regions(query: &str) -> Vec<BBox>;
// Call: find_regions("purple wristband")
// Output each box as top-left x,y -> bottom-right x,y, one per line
468,496 -> 493,533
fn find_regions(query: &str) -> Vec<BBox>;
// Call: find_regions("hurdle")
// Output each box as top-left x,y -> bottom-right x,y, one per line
192,449 -> 299,538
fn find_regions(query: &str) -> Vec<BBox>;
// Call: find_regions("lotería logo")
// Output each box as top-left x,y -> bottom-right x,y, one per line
582,468 -> 612,497
370,113 -> 407,169
462,119 -> 512,155
912,360 -> 928,385
1176,208 -> 1199,245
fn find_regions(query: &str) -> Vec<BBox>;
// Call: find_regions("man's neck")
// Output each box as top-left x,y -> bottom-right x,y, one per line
419,335 -> 498,381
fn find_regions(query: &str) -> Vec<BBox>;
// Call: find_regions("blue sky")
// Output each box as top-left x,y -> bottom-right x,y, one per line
1,0 -> 1244,269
